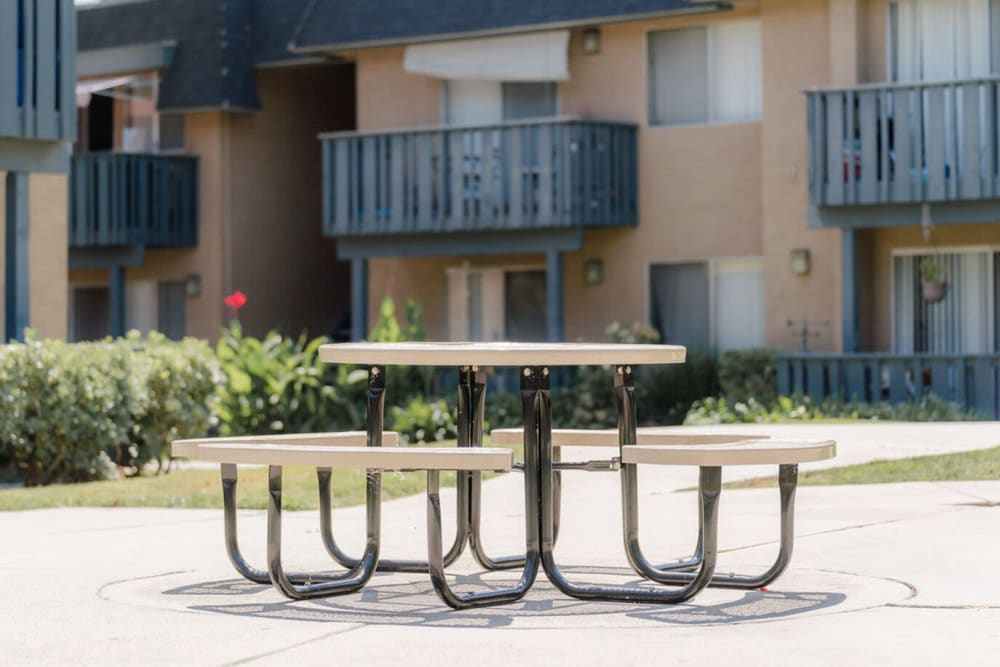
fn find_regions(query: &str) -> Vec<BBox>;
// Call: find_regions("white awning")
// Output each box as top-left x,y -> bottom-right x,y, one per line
403,30 -> 570,81
75,75 -> 138,107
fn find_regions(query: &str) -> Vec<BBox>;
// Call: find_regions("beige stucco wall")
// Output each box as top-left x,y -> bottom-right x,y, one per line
863,224 -> 1000,351
355,5 -> 766,341
228,65 -> 353,339
68,111 -> 228,340
0,171 -> 68,339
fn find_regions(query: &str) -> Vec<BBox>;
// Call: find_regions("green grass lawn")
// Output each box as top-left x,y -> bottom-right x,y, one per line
728,444 -> 1000,489
0,439 -> 520,512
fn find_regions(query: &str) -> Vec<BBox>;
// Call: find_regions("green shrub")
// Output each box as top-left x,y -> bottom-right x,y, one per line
130,333 -> 223,471
368,297 -> 435,405
637,350 -> 719,425
389,396 -> 459,444
717,348 -> 779,404
684,394 -> 982,424
214,323 -> 365,436
0,333 -> 223,486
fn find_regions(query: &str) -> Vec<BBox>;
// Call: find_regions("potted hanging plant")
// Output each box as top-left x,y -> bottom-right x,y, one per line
920,258 -> 947,303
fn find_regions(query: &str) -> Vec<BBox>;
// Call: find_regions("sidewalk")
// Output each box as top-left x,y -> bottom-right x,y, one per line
1,422 -> 998,665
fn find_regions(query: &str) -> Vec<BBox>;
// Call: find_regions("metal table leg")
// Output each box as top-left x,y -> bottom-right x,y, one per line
266,464 -> 380,600
533,364 -> 720,603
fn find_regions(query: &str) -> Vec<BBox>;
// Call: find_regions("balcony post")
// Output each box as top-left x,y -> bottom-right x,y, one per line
351,258 -> 368,342
546,250 -> 563,342
109,265 -> 126,338
842,229 -> 859,353
4,172 -> 30,342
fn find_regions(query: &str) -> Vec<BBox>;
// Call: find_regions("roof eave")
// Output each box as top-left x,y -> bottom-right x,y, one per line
288,2 -> 732,55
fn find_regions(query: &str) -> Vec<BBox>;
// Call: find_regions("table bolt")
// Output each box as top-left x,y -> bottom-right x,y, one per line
616,366 -> 624,375
625,366 -> 632,374
542,368 -> 549,377
371,367 -> 380,376
523,368 -> 532,377
472,365 -> 479,372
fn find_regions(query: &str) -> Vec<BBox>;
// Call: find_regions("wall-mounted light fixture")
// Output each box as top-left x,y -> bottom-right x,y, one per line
790,248 -> 811,276
584,258 -> 604,285
583,27 -> 601,55
185,273 -> 202,298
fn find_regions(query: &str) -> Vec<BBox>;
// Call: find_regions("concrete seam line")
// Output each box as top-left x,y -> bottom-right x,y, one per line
222,623 -> 367,667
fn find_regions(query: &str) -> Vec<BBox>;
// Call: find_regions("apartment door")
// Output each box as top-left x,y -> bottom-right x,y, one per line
893,251 -> 993,353
714,258 -> 765,352
504,270 -> 547,341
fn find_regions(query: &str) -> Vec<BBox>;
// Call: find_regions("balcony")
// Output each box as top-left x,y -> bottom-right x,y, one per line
320,117 -> 637,239
0,0 -> 76,145
807,77 -> 1000,211
69,153 -> 198,249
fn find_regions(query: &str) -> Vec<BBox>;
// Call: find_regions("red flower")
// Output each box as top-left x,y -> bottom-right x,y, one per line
224,291 -> 247,310
224,291 -> 247,319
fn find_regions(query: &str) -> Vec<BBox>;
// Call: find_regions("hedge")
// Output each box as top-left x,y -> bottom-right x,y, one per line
0,333 -> 222,486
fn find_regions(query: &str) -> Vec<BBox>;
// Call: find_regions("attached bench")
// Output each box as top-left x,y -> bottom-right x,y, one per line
190,442 -> 522,608
620,438 -> 836,590
489,427 -> 769,570
172,431 -> 404,583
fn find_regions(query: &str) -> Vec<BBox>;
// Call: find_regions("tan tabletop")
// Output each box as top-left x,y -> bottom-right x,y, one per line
319,341 -> 686,367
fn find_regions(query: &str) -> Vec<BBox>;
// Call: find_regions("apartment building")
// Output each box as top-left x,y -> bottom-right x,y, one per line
1,0 -> 76,341
15,0 -> 1000,413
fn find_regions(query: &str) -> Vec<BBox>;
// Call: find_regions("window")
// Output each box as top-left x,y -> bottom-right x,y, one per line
649,258 -> 765,351
445,80 -> 557,124
889,0 -> 994,82
648,19 -> 762,126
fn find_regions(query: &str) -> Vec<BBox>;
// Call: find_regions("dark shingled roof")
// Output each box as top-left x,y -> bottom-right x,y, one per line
77,0 -> 316,112
77,0 -> 728,112
291,0 -> 729,52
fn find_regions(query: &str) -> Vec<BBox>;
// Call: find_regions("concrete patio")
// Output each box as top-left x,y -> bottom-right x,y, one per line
1,423 -> 999,665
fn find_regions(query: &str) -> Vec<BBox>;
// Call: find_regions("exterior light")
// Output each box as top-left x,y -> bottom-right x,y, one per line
584,258 -> 604,285
790,248 -> 811,276
185,273 -> 202,297
583,28 -> 601,55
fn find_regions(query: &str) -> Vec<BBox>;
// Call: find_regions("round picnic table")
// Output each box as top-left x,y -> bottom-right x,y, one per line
319,341 -> 712,604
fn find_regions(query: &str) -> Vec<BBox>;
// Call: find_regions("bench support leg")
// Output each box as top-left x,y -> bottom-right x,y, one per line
267,464 -> 380,599
624,464 -> 797,590
221,463 -> 322,586
427,428 -> 539,609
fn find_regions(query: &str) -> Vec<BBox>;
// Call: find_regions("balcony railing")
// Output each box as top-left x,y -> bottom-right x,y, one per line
320,117 -> 637,237
779,353 -> 1000,418
70,153 -> 198,248
0,0 -> 76,142
807,77 -> 1000,207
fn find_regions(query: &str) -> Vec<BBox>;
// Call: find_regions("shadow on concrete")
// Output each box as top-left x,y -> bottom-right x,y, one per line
164,569 -> 846,628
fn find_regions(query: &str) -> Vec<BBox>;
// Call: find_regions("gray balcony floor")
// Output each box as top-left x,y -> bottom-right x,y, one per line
2,422 -> 1000,665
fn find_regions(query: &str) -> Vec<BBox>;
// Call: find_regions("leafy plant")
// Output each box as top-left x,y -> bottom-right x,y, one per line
920,257 -> 946,283
684,394 -> 982,424
389,396 -> 459,444
214,322 -> 365,436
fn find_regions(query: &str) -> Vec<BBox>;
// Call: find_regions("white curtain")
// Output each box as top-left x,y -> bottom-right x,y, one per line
714,259 -> 766,351
711,19 -> 763,122
894,0 -> 990,81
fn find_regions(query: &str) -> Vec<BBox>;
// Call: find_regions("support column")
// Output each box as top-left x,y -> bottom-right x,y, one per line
545,250 -> 563,342
5,171 -> 30,342
351,258 -> 369,342
842,229 -> 859,353
109,265 -> 126,338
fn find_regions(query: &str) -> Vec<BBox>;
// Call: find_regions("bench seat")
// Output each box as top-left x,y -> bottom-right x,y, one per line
622,439 -> 836,466
489,427 -> 767,447
171,430 -> 399,458
196,443 -> 512,471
